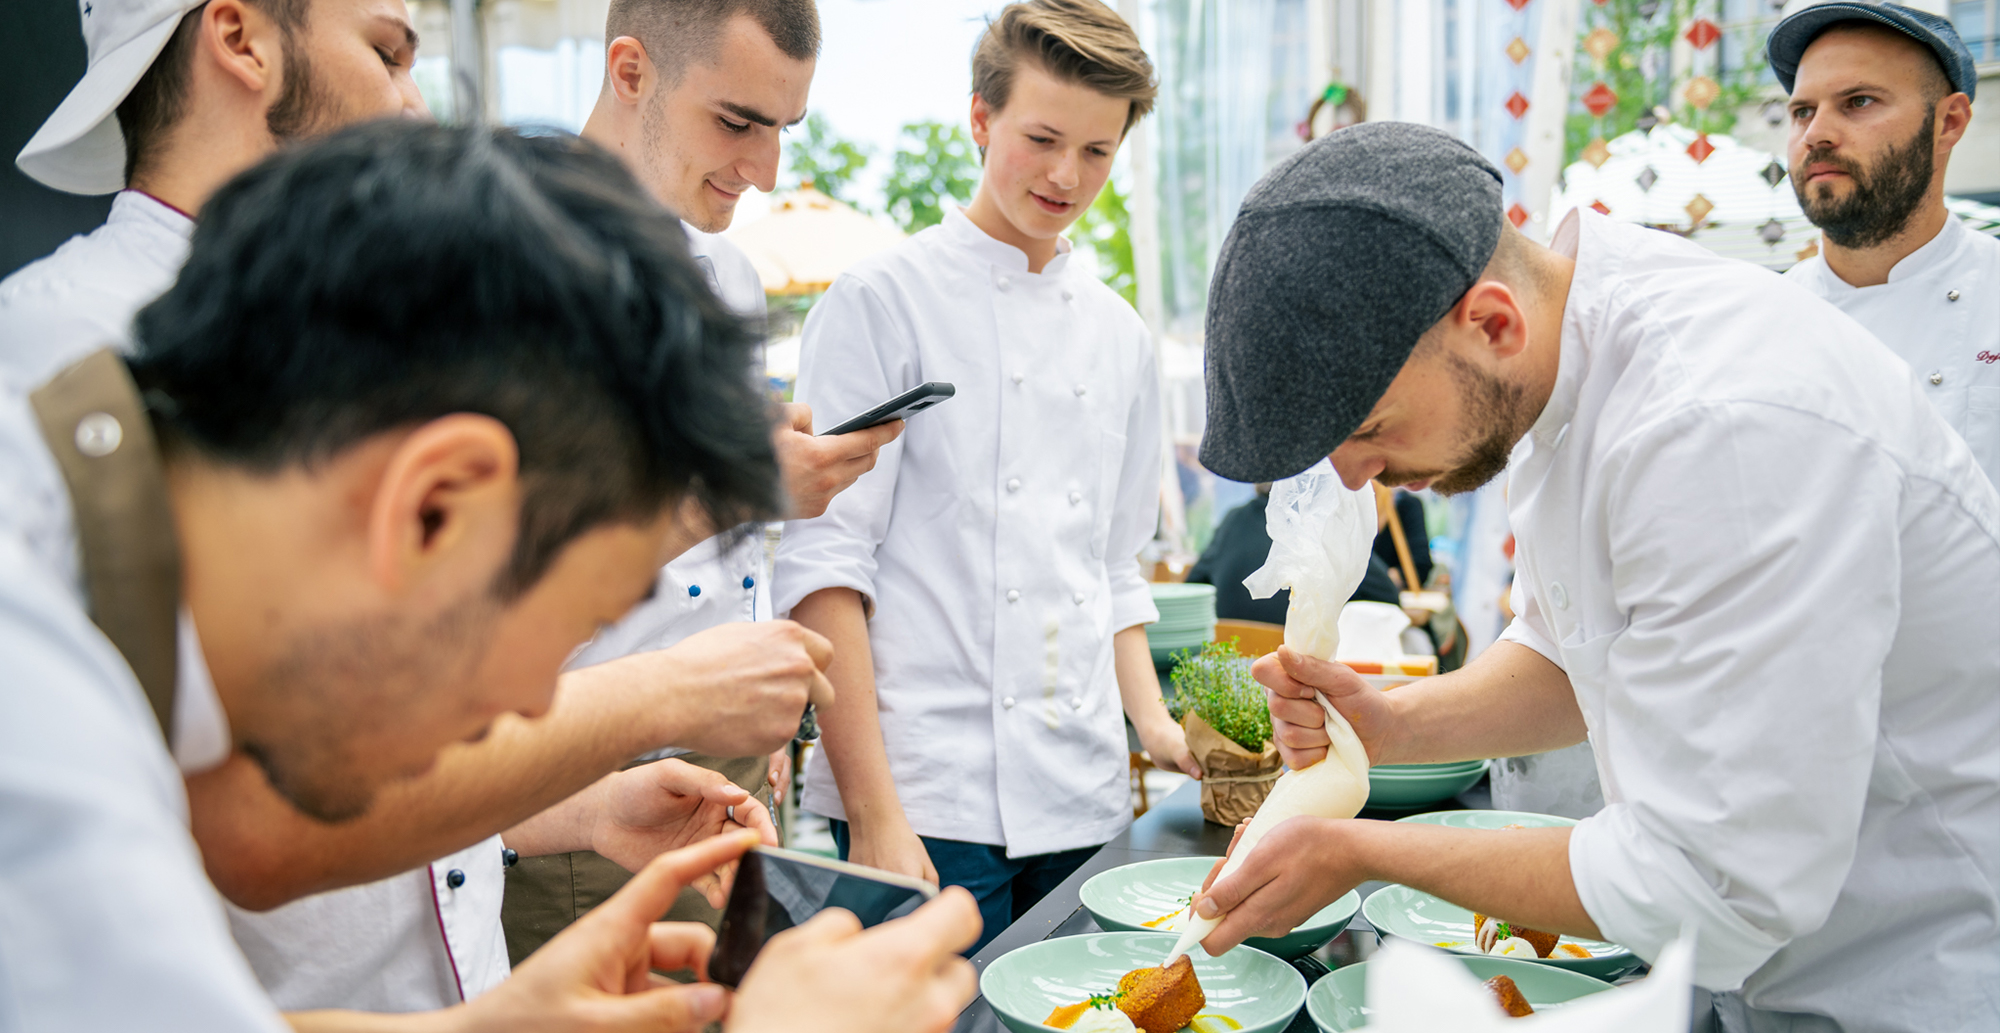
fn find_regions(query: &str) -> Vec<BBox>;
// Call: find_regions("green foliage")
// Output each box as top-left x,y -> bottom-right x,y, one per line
1074,175 -> 1138,307
1165,640 -> 1272,753
1565,0 -> 1769,164
881,121 -> 982,234
783,112 -> 872,203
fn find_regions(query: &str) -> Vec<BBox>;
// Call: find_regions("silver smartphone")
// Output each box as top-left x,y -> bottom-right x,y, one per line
709,845 -> 938,987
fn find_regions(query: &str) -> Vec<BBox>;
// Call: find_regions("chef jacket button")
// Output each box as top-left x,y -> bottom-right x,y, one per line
689,584 -> 702,597
1002,696 -> 1017,709
1549,581 -> 1569,610
1069,491 -> 1082,505
1071,696 -> 1084,710
742,575 -> 755,589
445,869 -> 466,889
998,276 -> 1012,290
500,848 -> 519,869
1073,592 -> 1086,604
1062,290 -> 1075,302
1012,372 -> 1024,384
1073,384 -> 1088,397
1929,370 -> 1944,385
1007,477 -> 1021,492
1946,289 -> 1960,302
1007,589 -> 1021,603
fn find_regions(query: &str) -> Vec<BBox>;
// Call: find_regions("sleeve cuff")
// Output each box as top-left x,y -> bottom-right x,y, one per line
1498,614 -> 1560,667
1570,804 -> 1789,992
1110,582 -> 1160,634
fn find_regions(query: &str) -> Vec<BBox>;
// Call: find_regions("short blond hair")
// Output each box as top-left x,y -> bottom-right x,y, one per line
971,0 -> 1157,134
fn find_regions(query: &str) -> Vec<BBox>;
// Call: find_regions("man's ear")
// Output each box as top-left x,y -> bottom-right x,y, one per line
1935,93 -> 1973,152
969,93 -> 995,149
366,415 -> 520,593
606,36 -> 653,105
1457,280 -> 1532,362
199,0 -> 283,97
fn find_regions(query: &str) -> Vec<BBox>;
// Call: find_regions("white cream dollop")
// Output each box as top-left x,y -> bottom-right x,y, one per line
1066,1005 -> 1139,1033
1490,936 -> 1539,958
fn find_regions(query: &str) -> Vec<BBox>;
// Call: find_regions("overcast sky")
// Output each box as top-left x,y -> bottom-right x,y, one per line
734,0 -> 1005,222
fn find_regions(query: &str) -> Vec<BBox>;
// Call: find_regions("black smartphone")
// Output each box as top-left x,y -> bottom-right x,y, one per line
709,845 -> 937,988
817,382 -> 955,436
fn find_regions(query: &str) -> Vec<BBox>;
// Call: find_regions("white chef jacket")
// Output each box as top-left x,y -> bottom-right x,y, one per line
1500,210 -> 2000,1030
774,208 -> 1163,858
0,190 -> 191,387
0,373 -> 287,1031
1786,216 -> 2000,490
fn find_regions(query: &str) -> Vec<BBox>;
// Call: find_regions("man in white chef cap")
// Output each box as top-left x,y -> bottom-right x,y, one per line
0,0 -> 889,1013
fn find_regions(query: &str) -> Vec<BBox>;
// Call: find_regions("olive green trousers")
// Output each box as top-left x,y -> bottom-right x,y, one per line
500,752 -> 772,966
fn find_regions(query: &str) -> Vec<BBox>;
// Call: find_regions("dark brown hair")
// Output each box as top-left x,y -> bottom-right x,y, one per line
971,0 -> 1157,134
115,0 -> 311,185
606,0 -> 820,84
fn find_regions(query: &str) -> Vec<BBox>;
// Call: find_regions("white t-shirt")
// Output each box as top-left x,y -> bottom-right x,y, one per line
1503,211 -> 1999,1028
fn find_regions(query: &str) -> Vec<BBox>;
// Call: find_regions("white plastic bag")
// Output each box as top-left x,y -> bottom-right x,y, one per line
1243,460 -> 1380,661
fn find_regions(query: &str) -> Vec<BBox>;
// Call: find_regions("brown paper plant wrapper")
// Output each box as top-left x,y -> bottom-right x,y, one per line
1183,712 -> 1283,826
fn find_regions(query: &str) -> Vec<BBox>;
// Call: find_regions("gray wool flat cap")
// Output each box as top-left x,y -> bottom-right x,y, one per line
1199,122 -> 1503,484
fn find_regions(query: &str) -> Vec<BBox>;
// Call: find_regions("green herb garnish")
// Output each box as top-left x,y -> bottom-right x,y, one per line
1164,640 -> 1273,752
1495,922 -> 1513,941
1085,990 -> 1125,1011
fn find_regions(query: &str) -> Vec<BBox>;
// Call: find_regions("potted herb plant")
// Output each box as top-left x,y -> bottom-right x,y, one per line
1165,640 -> 1282,825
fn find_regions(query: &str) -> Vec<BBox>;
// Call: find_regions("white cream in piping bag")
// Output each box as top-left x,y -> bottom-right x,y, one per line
1161,467 -> 1376,966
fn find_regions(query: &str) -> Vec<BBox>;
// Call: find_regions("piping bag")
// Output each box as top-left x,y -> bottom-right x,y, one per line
1162,464 -> 1376,965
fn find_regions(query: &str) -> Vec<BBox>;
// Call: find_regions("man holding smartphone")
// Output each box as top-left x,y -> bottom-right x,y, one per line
499,0 -> 911,962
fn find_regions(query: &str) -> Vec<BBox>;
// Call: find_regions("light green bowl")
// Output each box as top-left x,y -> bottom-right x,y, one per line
1364,762 -> 1486,810
1304,954 -> 1613,1030
1393,809 -> 1577,830
1360,884 -> 1642,981
981,932 -> 1306,1033
1080,857 -> 1361,960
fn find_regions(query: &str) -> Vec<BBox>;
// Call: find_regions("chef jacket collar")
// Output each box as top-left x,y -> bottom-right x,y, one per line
1524,209 -> 1593,450
938,205 -> 1076,278
1815,214 -> 1969,292
173,609 -> 231,775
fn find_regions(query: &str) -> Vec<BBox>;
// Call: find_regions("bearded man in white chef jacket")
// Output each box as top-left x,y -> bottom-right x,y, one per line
1189,123 -> 1999,1033
0,0 -> 882,1012
1770,1 -> 2000,490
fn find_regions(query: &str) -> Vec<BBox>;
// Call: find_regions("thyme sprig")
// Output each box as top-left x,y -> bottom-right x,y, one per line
1164,640 -> 1273,753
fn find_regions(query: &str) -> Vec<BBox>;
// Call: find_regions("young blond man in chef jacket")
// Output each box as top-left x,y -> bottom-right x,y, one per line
777,0 -> 1198,950
1769,3 -> 1999,490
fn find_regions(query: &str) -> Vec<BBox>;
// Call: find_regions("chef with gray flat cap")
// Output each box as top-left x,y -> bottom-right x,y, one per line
1769,0 -> 1999,491
1188,121 -> 1998,1033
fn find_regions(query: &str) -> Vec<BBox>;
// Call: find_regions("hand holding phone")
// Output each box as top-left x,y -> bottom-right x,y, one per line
818,382 -> 955,436
710,845 -> 939,988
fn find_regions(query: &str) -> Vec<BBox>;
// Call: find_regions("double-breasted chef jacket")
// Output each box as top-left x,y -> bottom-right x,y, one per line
775,207 -> 1163,859
1787,213 -> 2000,490
1500,210 -> 1998,1031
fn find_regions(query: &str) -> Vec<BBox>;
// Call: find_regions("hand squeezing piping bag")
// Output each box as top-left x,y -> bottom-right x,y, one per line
1162,466 -> 1376,966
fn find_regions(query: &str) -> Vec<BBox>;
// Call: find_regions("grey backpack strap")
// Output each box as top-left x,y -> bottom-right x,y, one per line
29,348 -> 181,745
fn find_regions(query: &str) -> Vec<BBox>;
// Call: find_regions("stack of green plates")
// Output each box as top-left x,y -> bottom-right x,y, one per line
1365,760 -> 1489,810
1147,583 -> 1217,664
